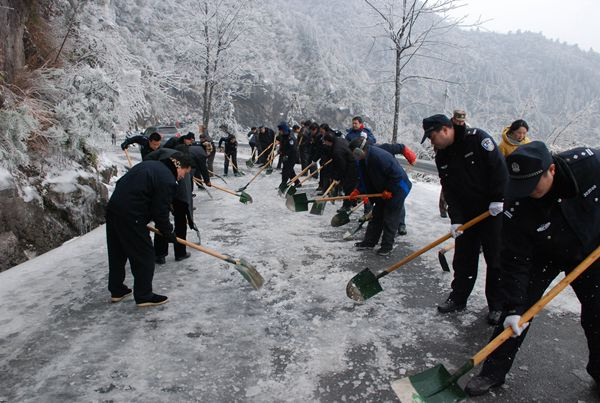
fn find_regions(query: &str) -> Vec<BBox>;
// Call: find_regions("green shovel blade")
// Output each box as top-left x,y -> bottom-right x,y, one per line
309,200 -> 326,215
346,268 -> 383,302
278,182 -> 289,196
234,258 -> 264,290
331,211 -> 351,227
245,160 -> 254,168
286,192 -> 309,212
239,191 -> 253,204
390,364 -> 468,403
285,185 -> 297,196
265,166 -> 273,175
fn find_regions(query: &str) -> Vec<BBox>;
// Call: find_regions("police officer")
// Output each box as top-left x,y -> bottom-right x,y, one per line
277,122 -> 300,189
106,153 -> 192,307
349,138 -> 412,256
322,132 -> 358,213
121,132 -> 162,160
465,141 -> 600,396
421,114 -> 507,324
218,127 -> 239,176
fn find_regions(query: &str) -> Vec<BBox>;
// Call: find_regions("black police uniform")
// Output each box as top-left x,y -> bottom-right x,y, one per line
328,136 -> 358,207
121,135 -> 156,160
106,160 -> 176,302
435,125 -> 508,311
279,133 -> 298,186
479,146 -> 600,385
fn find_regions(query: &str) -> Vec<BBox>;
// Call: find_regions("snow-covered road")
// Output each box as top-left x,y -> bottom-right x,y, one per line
0,149 -> 593,402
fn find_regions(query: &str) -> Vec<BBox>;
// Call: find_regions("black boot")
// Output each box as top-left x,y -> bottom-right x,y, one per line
465,374 -> 505,396
437,297 -> 466,313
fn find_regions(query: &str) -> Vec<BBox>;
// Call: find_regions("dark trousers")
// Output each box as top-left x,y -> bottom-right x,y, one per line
207,146 -> 216,173
224,151 -> 238,175
481,261 -> 600,383
250,144 -> 257,162
319,163 -> 332,190
106,213 -> 155,301
299,148 -> 310,174
258,144 -> 269,164
363,197 -> 407,248
439,190 -> 448,216
154,199 -> 188,259
281,161 -> 297,185
449,214 -> 503,310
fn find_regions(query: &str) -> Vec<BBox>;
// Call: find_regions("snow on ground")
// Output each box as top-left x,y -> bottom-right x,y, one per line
0,148 -> 581,402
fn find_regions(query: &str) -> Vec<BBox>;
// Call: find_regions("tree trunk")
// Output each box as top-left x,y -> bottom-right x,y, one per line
392,49 -> 402,143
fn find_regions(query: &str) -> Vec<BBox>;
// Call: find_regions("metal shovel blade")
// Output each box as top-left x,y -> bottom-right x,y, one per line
285,185 -> 297,196
330,211 -> 351,227
245,159 -> 254,168
265,167 -> 273,175
286,192 -> 309,212
233,258 -> 264,290
390,364 -> 467,402
239,191 -> 253,204
309,200 -> 327,215
438,249 -> 450,272
346,268 -> 383,302
278,182 -> 289,196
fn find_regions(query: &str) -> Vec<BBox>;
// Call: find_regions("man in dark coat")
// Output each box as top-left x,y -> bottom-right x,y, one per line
164,131 -> 195,149
247,127 -> 258,162
198,125 -> 216,174
218,127 -> 239,176
106,153 -> 192,307
421,114 -> 508,325
277,122 -> 300,188
322,132 -> 358,211
349,138 -> 412,256
258,126 -> 275,165
121,132 -> 162,160
465,141 -> 600,396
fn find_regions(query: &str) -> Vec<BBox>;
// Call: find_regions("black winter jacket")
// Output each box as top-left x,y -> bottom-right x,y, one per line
327,136 -> 357,187
500,147 -> 600,314
279,134 -> 298,165
121,135 -> 156,160
106,160 -> 177,236
435,125 -> 508,224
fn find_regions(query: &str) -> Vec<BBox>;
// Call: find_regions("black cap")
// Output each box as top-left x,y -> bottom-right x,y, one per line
505,141 -> 552,199
184,132 -> 195,140
421,114 -> 452,143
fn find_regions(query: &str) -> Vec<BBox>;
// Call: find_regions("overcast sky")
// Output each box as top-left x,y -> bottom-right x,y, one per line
450,0 -> 600,52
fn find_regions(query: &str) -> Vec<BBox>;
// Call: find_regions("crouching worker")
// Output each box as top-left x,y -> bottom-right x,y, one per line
466,141 -> 600,396
106,153 -> 192,307
349,138 -> 412,256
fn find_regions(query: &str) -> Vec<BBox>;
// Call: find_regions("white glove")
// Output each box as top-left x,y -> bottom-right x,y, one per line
489,201 -> 504,216
450,224 -> 463,238
503,314 -> 529,338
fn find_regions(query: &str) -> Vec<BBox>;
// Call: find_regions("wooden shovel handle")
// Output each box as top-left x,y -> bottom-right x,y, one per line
254,142 -> 274,161
472,243 -> 600,366
299,159 -> 332,185
124,149 -> 133,168
322,180 -> 339,197
315,193 -> 384,203
147,225 -> 237,264
288,162 -> 315,185
227,154 -> 239,171
381,211 -> 491,276
193,177 -> 239,197
246,152 -> 279,186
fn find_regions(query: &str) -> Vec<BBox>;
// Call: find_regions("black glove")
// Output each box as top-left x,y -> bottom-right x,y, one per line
120,141 -> 129,150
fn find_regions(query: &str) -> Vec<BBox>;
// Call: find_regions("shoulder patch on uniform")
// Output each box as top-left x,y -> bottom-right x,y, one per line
503,210 -> 512,219
289,139 -> 294,145
536,222 -> 551,232
481,138 -> 495,151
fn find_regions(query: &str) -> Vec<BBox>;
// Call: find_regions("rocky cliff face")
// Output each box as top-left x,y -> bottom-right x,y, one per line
0,0 -> 27,86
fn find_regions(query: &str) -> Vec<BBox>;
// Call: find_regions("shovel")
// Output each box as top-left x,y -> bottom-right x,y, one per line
237,152 -> 279,193
287,192 -> 384,213
193,178 -> 252,204
124,148 -> 133,168
331,200 -> 366,227
208,170 -> 228,184
247,142 -> 275,168
227,154 -> 244,176
309,180 -> 338,215
438,243 -> 455,272
245,147 -> 257,168
278,162 -> 315,196
147,226 -> 264,290
346,211 -> 491,302
390,243 -> 600,402
285,159 -> 332,197
342,211 -> 372,240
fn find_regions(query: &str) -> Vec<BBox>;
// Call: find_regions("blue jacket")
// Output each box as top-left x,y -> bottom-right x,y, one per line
357,145 -> 411,207
345,126 -> 377,144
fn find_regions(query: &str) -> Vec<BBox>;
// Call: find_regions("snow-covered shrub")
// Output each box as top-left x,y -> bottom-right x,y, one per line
0,106 -> 39,170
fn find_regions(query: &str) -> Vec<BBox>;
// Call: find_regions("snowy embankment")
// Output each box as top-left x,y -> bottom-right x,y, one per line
0,148 -> 579,402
